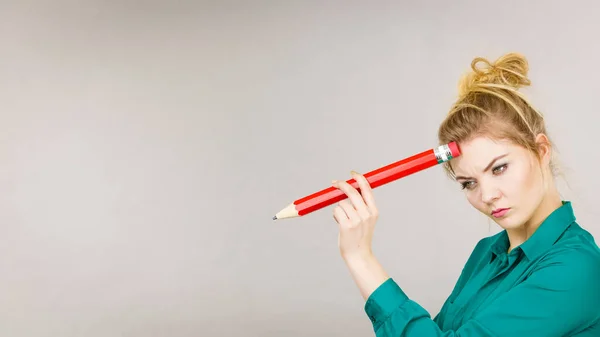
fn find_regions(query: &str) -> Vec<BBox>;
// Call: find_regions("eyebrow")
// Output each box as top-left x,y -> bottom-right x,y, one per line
454,153 -> 509,180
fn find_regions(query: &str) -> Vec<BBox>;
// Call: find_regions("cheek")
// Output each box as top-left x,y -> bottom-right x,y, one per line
465,190 -> 485,211
508,163 -> 537,192
495,165 -> 527,197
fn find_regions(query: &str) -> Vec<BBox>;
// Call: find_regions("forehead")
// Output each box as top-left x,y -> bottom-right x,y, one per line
451,137 -> 515,173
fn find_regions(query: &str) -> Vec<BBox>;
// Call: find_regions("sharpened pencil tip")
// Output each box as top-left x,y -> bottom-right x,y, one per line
272,215 -> 277,220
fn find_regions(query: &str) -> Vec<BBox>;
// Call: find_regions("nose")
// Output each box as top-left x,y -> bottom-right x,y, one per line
480,181 -> 501,204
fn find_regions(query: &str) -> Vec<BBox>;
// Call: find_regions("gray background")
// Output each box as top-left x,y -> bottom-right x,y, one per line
1,1 -> 599,336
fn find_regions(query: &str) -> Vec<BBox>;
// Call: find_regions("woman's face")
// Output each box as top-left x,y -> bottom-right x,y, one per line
450,136 -> 550,230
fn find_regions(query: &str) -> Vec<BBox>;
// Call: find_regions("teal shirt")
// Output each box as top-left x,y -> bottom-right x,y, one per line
364,201 -> 600,336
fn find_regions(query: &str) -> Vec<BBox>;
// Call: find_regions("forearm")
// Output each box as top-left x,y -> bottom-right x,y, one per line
343,253 -> 390,301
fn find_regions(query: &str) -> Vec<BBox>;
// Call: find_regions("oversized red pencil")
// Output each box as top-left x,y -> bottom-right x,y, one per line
272,142 -> 460,220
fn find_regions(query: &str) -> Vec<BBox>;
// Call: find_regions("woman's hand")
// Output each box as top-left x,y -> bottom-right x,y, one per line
332,171 -> 390,301
332,171 -> 379,261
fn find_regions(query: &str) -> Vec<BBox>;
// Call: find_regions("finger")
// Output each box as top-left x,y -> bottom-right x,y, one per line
333,204 -> 351,230
332,179 -> 370,218
350,171 -> 378,215
337,199 -> 361,226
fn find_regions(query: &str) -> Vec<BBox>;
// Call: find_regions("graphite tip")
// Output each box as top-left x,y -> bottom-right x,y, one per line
272,215 -> 277,220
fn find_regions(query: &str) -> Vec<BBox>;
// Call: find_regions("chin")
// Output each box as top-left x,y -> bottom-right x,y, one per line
495,220 -> 522,230
492,213 -> 525,230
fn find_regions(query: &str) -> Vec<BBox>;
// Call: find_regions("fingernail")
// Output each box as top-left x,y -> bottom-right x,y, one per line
350,170 -> 360,175
331,179 -> 338,184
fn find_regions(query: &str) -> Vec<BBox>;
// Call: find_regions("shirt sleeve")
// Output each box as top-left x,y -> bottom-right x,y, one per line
364,244 -> 600,337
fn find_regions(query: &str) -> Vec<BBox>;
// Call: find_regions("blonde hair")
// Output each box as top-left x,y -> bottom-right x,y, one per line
437,52 -> 558,179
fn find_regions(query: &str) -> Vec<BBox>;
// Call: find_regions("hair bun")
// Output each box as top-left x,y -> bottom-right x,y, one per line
458,52 -> 531,98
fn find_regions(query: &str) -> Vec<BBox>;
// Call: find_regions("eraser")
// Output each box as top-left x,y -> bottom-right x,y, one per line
448,141 -> 460,158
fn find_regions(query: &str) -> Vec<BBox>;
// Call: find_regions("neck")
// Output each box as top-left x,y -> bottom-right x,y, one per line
506,185 -> 563,253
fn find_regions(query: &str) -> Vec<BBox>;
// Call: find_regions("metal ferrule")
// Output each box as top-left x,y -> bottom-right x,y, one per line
434,144 -> 454,163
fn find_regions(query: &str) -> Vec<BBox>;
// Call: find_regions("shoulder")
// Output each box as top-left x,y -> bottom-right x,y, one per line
546,221 -> 600,269
561,220 -> 599,246
534,233 -> 600,293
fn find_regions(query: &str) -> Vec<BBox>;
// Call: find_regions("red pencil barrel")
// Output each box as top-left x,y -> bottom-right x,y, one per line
294,148 -> 438,216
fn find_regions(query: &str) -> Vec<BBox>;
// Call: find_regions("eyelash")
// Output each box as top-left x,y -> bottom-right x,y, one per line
460,163 -> 508,190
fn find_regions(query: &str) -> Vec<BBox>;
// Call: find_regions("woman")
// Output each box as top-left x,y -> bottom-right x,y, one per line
331,52 -> 600,336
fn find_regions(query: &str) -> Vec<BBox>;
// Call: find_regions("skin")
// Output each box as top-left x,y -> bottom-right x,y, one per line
332,133 -> 563,301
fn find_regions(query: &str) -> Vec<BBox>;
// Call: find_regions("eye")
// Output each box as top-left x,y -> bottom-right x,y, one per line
492,163 -> 508,175
461,181 -> 476,190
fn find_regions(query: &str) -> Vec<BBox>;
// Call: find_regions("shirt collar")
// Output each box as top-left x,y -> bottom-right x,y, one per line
490,201 -> 576,262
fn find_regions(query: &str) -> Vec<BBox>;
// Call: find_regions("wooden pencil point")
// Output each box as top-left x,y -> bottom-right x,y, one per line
274,203 -> 299,220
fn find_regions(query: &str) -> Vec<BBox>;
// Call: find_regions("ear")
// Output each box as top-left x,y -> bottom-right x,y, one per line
534,133 -> 552,166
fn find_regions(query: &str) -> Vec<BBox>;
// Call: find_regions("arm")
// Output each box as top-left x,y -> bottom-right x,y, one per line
343,253 -> 390,302
329,173 -> 600,336
358,245 -> 600,337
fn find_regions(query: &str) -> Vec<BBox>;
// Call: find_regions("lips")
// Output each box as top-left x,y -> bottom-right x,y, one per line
491,208 -> 510,218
